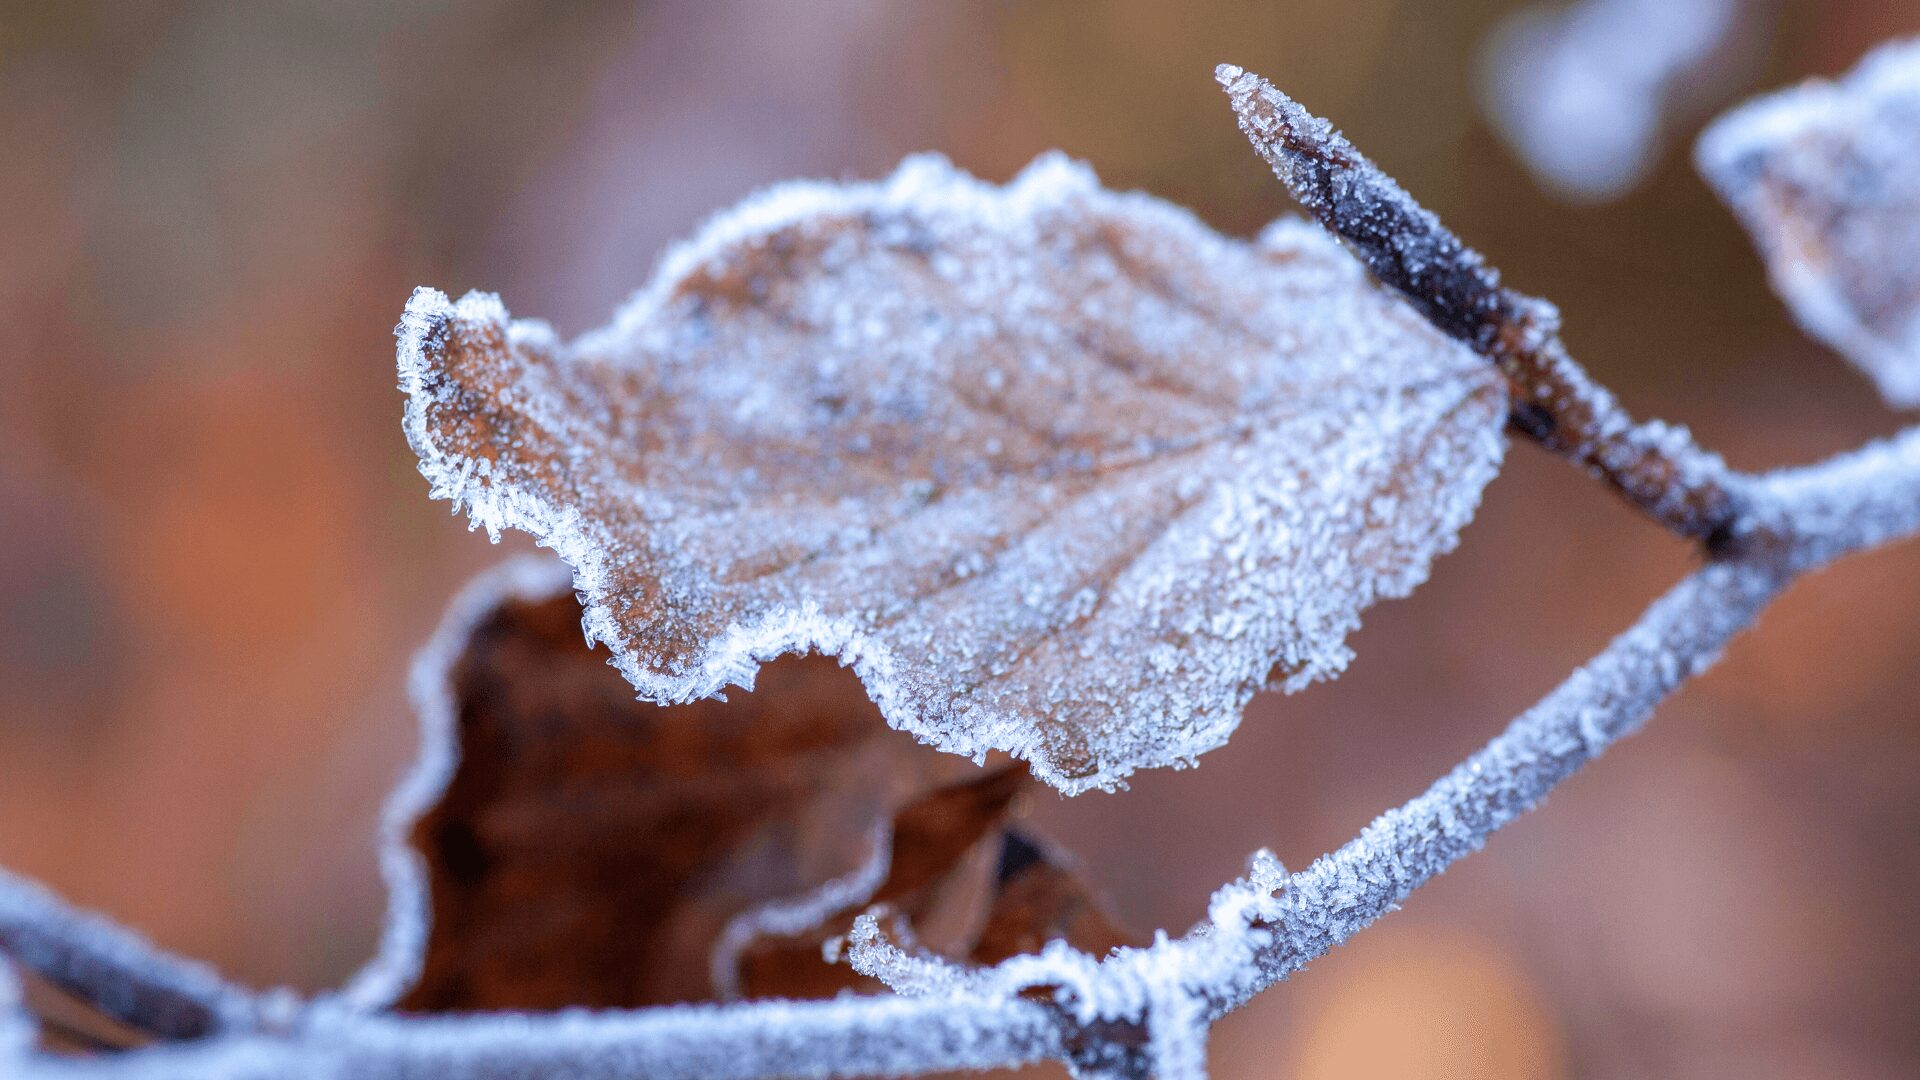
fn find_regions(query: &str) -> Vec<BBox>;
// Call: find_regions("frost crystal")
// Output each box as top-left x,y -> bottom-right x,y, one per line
398,152 -> 1506,793
1480,0 -> 1746,202
1699,37 -> 1920,408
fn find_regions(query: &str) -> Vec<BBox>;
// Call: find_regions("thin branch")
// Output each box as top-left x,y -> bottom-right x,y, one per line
1216,63 -> 1743,542
18,992 -> 1064,1080
0,867 -> 259,1042
1746,424 -> 1920,568
1228,560 -> 1782,1005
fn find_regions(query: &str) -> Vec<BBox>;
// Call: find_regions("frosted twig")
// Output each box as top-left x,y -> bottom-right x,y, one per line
1745,420 -> 1920,568
1229,560 -> 1781,1001
0,867 -> 259,1041
1205,424 -> 1920,1009
18,991 -> 1065,1080
1217,64 -> 1743,542
3,424 -> 1918,1080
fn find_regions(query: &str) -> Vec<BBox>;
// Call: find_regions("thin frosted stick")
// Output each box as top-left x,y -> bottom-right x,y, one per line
0,868 -> 258,1040
1217,64 -> 1742,542
1216,423 -> 1920,1005
1226,561 -> 1779,1005
20,992 -> 1064,1080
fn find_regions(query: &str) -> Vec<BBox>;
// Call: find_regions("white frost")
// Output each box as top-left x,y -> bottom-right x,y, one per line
1699,37 -> 1920,407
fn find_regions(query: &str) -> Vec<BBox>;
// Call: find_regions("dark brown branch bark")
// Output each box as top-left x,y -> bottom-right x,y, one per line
0,867 -> 258,1043
1217,64 -> 1743,542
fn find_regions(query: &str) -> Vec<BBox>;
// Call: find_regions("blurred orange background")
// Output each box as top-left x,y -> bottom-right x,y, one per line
3,2 -> 1919,1077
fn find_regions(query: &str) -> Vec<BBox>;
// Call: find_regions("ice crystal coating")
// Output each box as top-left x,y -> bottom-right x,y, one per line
1699,37 -> 1920,407
398,152 -> 1507,793
1480,0 -> 1744,202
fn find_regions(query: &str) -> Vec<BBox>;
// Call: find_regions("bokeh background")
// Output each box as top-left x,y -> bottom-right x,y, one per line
4,2 -> 1920,1076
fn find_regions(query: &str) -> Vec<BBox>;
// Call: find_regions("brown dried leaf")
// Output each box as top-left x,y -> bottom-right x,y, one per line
10,970 -> 149,1057
359,558 -> 972,1011
357,558 -> 1129,1013
1699,38 -> 1920,408
398,153 -> 1507,793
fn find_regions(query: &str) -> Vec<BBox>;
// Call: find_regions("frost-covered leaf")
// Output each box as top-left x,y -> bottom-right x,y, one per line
398,153 -> 1507,794
0,865 -> 248,1046
1699,37 -> 1920,407
356,558 -> 975,1012
6,970 -> 149,1057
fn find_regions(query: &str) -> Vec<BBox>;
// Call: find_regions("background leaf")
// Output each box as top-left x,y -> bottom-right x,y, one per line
1700,37 -> 1920,409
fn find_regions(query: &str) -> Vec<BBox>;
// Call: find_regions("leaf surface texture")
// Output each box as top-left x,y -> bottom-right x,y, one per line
399,153 -> 1507,792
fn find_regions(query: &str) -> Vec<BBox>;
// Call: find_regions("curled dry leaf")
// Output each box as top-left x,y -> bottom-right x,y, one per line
353,558 -> 1130,1013
726,768 -> 1022,1001
1699,37 -> 1920,408
364,557 -> 953,1011
397,153 -> 1507,793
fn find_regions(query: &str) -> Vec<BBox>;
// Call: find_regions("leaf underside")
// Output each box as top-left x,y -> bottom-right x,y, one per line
398,152 -> 1506,793
1699,37 -> 1920,408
